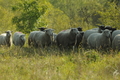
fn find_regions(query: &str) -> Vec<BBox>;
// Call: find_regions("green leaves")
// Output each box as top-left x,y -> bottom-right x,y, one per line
12,0 -> 47,33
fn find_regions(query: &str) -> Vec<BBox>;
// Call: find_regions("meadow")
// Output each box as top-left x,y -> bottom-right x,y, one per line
0,0 -> 120,79
0,44 -> 120,80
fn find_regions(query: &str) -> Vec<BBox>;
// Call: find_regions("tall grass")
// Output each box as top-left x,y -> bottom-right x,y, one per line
0,46 -> 120,80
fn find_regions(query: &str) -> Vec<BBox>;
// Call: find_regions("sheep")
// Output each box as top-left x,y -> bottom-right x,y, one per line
111,30 -> 120,41
105,26 -> 116,35
75,31 -> 84,48
56,28 -> 78,50
13,32 -> 25,47
87,29 -> 111,50
34,29 -> 54,48
28,27 -> 46,47
112,34 -> 120,51
82,25 -> 105,48
38,27 -> 47,31
60,27 -> 82,33
77,27 -> 82,31
58,27 -> 83,48
0,30 -> 12,47
52,33 -> 57,45
92,25 -> 105,31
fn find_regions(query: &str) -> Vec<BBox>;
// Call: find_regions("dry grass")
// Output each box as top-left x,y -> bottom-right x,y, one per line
0,46 -> 120,80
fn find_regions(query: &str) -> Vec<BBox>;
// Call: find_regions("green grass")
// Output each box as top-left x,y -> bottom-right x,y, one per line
0,46 -> 120,80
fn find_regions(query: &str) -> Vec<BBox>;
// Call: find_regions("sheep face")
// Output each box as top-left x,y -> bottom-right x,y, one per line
70,28 -> 78,35
5,31 -> 12,37
77,27 -> 82,31
45,29 -> 54,36
103,30 -> 111,38
45,29 -> 54,42
20,35 -> 25,42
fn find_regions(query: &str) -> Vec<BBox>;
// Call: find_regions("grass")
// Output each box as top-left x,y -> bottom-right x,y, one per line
0,46 -> 120,80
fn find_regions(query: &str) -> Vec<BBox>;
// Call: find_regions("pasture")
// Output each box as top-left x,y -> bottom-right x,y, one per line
0,44 -> 120,80
0,0 -> 120,79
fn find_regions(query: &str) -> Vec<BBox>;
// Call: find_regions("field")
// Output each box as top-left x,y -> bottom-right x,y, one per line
0,0 -> 120,79
0,45 -> 120,80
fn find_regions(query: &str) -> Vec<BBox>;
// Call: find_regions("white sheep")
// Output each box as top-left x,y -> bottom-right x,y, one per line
112,34 -> 120,50
34,29 -> 54,48
87,33 -> 100,49
28,27 -> 46,47
0,30 -> 12,47
56,28 -> 78,50
111,30 -> 120,41
87,29 -> 111,50
28,31 -> 40,47
82,25 -> 105,48
13,32 -> 25,47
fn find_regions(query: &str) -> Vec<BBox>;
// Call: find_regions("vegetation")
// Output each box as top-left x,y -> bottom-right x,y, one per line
0,0 -> 120,80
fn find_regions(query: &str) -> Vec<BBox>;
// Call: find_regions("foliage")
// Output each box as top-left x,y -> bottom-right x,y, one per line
49,0 -> 120,29
0,0 -> 16,32
41,3 -> 71,33
12,0 -> 47,33
98,2 -> 120,28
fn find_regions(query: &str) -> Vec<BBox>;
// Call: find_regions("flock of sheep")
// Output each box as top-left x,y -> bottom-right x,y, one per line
0,25 -> 120,51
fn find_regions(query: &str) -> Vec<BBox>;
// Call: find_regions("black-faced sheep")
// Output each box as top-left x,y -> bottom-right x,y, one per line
82,25 -> 105,48
0,30 -> 12,47
56,28 -> 78,50
34,29 -> 54,48
87,29 -> 111,50
105,26 -> 116,35
112,34 -> 120,51
13,32 -> 25,47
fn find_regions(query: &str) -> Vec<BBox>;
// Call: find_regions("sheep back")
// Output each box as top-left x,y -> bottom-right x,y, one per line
34,29 -> 54,48
112,34 -> 120,50
95,29 -> 111,49
56,28 -> 78,49
13,32 -> 25,47
111,30 -> 120,40
28,31 -> 40,46
82,30 -> 97,48
87,33 -> 100,49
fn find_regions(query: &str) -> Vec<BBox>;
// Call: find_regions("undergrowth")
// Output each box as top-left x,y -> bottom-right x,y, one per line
0,46 -> 120,80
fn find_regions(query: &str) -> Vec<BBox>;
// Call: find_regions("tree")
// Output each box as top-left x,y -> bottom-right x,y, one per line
12,0 -> 47,33
98,2 -> 120,28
